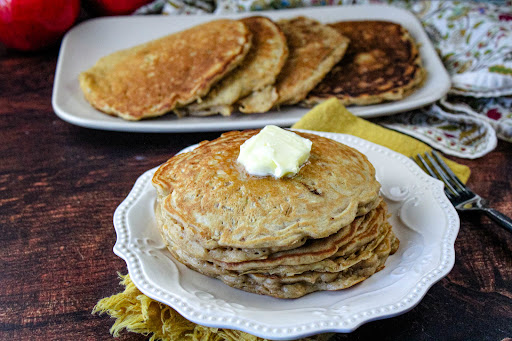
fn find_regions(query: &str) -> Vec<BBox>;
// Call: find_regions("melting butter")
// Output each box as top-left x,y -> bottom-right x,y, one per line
237,125 -> 312,178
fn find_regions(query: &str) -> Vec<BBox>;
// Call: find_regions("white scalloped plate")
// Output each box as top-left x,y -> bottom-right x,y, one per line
113,131 -> 459,340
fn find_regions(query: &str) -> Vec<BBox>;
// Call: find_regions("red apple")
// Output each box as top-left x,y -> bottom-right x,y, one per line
0,0 -> 80,51
85,0 -> 152,16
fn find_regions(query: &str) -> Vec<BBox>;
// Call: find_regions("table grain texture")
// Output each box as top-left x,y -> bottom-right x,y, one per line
0,44 -> 511,341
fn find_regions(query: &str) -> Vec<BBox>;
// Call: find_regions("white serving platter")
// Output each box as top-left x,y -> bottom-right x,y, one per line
53,5 -> 451,133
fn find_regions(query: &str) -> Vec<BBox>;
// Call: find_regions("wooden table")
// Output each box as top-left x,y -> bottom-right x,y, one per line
1,44 -> 511,341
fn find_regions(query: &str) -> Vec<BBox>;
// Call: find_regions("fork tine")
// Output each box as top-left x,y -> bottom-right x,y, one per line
424,152 -> 460,195
414,154 -> 437,178
431,150 -> 471,194
413,154 -> 456,199
414,153 -> 458,197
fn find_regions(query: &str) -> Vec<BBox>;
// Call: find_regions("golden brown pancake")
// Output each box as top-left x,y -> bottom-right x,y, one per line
152,130 -> 382,250
156,198 -> 385,267
237,17 -> 350,113
237,85 -> 279,114
304,20 -> 425,106
79,19 -> 252,120
179,16 -> 288,117
167,228 -> 399,298
275,17 -> 350,106
220,202 -> 389,274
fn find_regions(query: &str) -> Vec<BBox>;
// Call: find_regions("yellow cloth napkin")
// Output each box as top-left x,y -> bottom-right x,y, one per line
292,98 -> 470,183
94,274 -> 332,341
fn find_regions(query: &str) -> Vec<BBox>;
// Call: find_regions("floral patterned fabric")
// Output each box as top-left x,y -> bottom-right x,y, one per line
375,0 -> 512,153
374,103 -> 498,159
441,95 -> 512,142
137,0 -> 512,157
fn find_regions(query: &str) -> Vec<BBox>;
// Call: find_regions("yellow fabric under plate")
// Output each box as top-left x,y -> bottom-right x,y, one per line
94,274 -> 332,341
292,98 -> 470,183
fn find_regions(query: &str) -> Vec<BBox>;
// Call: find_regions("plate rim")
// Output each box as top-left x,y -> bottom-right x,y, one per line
112,131 -> 459,339
52,4 -> 451,133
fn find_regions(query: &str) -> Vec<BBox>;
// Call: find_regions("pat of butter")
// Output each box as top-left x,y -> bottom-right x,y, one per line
237,125 -> 312,178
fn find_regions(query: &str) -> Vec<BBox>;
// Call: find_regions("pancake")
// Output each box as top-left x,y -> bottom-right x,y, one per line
168,229 -> 398,299
152,130 -> 381,250
237,85 -> 278,114
79,19 -> 252,120
237,17 -> 349,112
178,16 -> 288,117
304,20 -> 425,106
156,201 -> 310,263
275,17 -> 349,106
157,198 -> 384,267
237,231 -> 399,298
221,203 -> 389,273
164,203 -> 391,278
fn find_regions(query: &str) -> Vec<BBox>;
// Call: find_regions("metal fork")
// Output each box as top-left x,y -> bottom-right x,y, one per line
412,150 -> 512,233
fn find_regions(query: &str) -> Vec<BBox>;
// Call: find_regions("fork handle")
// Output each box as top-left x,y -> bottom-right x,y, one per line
483,208 -> 512,233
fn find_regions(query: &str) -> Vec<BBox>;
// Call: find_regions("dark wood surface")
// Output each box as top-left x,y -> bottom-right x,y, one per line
1,43 -> 511,341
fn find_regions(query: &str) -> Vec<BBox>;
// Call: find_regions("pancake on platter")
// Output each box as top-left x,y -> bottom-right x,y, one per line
152,129 -> 399,298
79,19 -> 252,121
238,17 -> 350,113
178,16 -> 288,117
304,20 -> 425,106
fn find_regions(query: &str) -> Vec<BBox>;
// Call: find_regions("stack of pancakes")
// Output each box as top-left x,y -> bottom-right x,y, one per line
80,16 -> 424,121
152,130 -> 399,298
